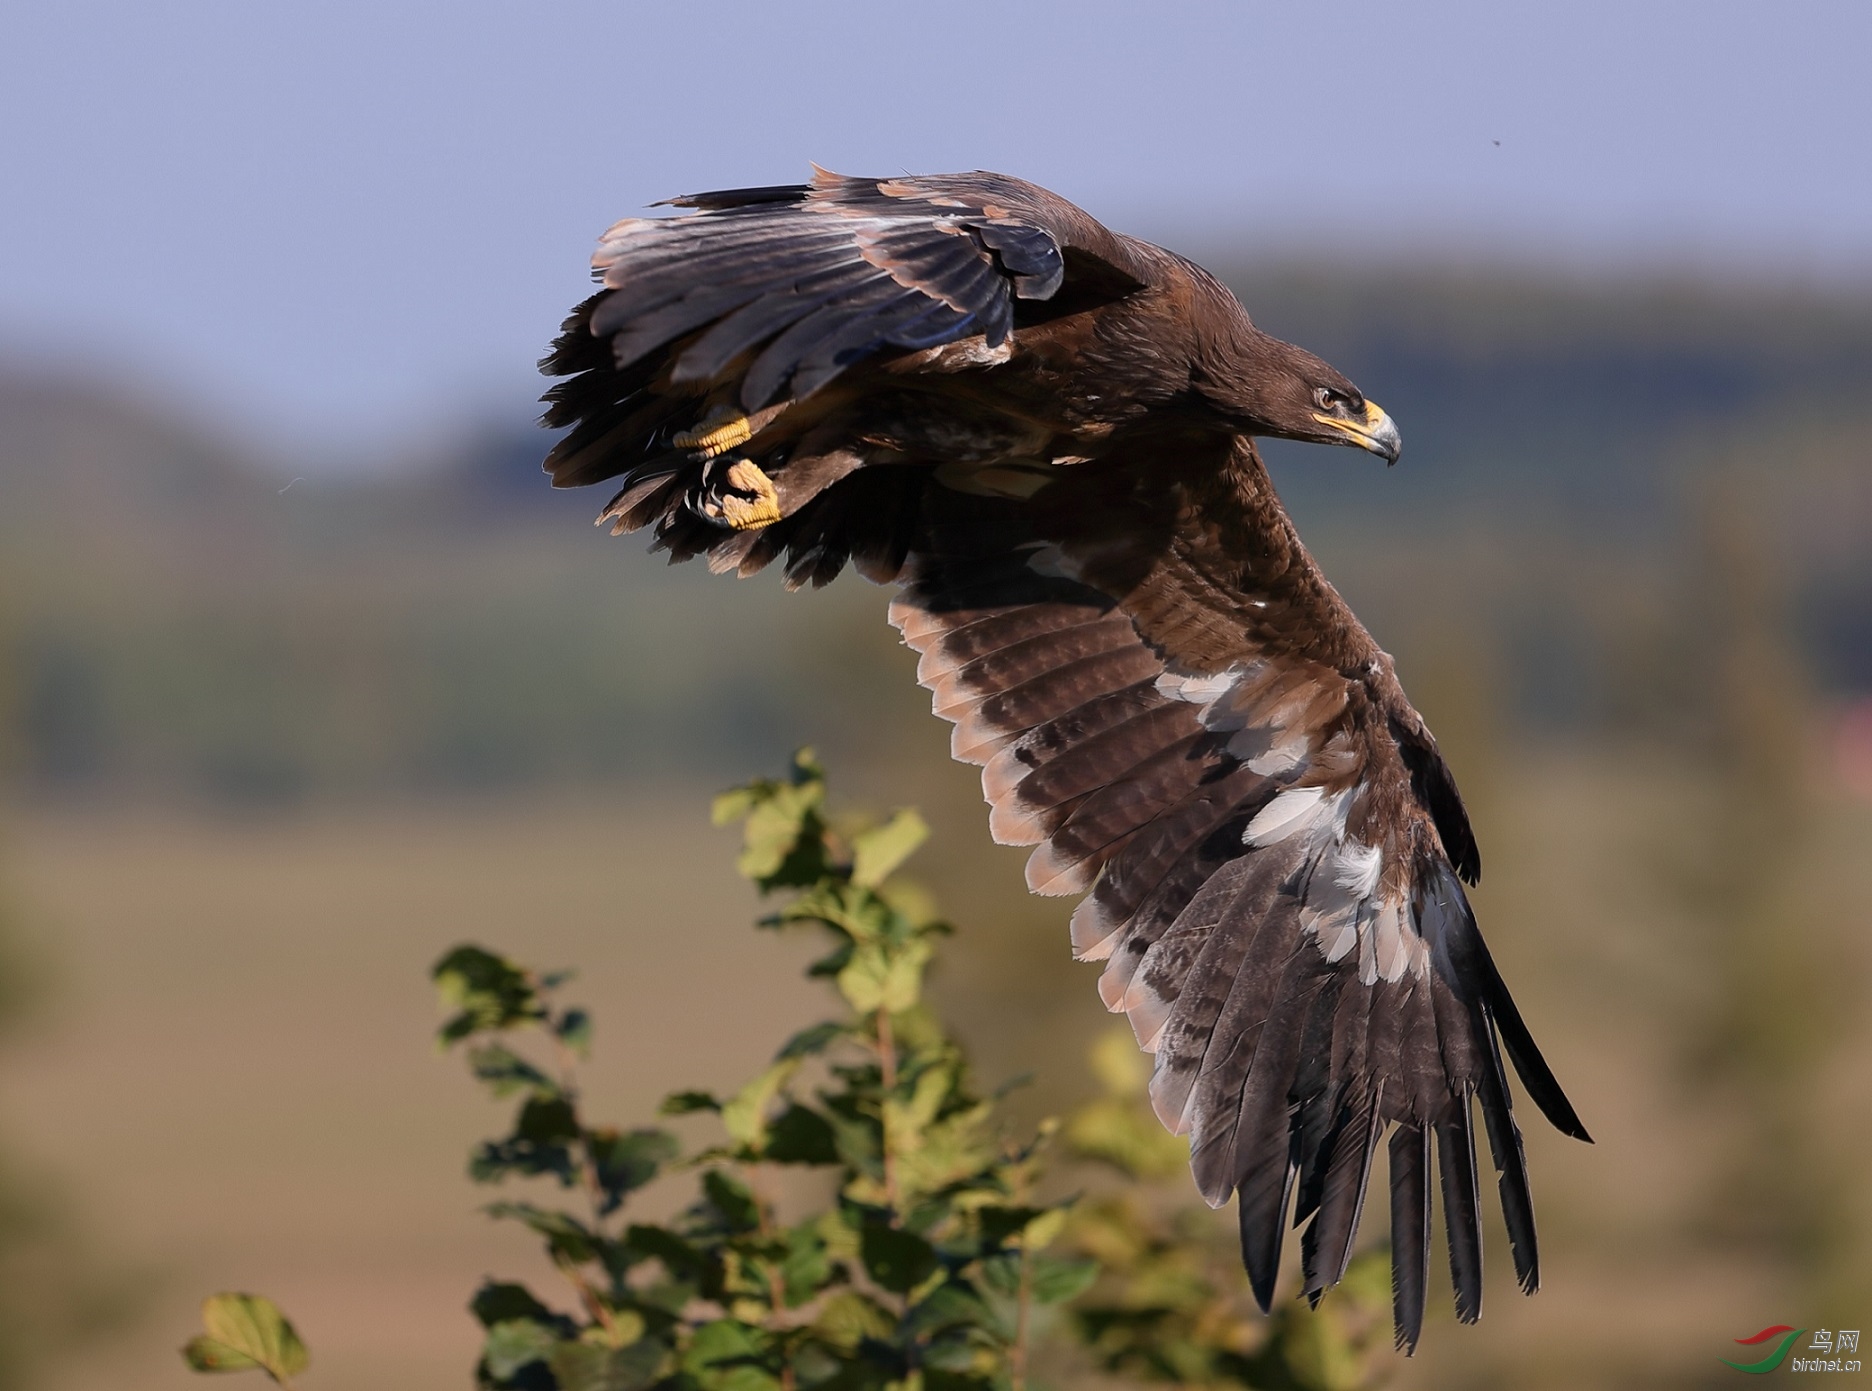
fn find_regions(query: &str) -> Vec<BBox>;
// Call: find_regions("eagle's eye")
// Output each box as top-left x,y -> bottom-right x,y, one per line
1315,387 -> 1345,412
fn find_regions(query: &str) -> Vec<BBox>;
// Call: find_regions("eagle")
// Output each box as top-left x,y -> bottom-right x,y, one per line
540,168 -> 1589,1350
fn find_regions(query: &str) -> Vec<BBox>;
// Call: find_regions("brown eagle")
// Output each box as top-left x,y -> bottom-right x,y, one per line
541,168 -> 1589,1349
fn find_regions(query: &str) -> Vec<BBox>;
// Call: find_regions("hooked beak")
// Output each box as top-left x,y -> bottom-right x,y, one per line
1311,399 -> 1402,464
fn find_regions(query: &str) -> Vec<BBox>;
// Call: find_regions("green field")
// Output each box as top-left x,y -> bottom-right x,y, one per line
4,749 -> 1868,1389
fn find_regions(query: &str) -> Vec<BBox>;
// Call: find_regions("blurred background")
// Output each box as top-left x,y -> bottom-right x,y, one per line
1,2 -> 1870,1387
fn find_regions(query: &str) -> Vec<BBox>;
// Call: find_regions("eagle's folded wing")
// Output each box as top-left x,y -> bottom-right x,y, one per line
544,168 -> 1141,492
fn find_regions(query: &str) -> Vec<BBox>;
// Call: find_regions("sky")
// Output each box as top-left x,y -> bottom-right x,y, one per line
2,0 -> 1869,460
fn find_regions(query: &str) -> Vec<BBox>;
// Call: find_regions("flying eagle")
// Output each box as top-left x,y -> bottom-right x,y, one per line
541,169 -> 1589,1349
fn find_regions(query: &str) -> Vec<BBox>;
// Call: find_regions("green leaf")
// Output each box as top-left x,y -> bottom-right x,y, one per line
975,1205 -> 1049,1250
685,1321 -> 784,1391
979,1252 -> 1023,1298
764,1104 -> 839,1166
711,756 -> 838,887
779,883 -> 886,942
835,938 -> 933,1014
688,1317 -> 766,1365
720,1059 -> 800,1150
1028,1255 -> 1100,1304
808,1291 -> 894,1354
516,1094 -> 580,1140
735,782 -> 825,885
486,1202 -> 600,1263
555,1007 -> 594,1057
805,939 -> 854,979
660,1089 -> 721,1116
906,1283 -> 992,1339
181,1339 -> 259,1375
432,945 -> 545,1044
588,1128 -> 680,1213
623,1223 -> 709,1280
923,1356 -> 995,1387
467,1043 -> 558,1098
850,809 -> 929,888
775,1020 -> 847,1060
483,1318 -> 564,1379
470,1281 -> 572,1331
181,1294 -> 308,1383
470,1094 -> 581,1184
860,1224 -> 939,1293
550,1338 -> 666,1391
823,1106 -> 881,1177
779,1222 -> 832,1305
701,1170 -> 762,1233
712,1368 -> 783,1391
710,786 -> 760,828
1020,1208 -> 1068,1252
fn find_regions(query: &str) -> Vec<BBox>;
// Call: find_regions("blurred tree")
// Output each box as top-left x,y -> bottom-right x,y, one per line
0,610 -> 137,1387
1674,476 -> 1866,1318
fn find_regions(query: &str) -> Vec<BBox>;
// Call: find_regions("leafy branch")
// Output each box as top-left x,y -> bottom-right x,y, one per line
183,751 -> 1395,1391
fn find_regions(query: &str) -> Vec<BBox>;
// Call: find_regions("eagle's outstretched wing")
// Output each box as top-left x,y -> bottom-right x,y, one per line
542,168 -> 1588,1351
889,446 -> 1586,1349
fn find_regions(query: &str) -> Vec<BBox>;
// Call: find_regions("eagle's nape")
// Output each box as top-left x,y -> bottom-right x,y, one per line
539,166 -> 1590,1351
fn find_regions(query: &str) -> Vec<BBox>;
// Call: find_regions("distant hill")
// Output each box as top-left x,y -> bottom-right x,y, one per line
3,266 -> 1867,802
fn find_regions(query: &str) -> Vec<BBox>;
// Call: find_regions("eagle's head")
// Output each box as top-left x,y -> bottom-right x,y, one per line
1209,332 -> 1403,464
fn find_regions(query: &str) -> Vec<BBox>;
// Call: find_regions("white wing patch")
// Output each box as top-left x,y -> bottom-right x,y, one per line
1155,660 -> 1335,776
1288,808 -> 1427,987
1151,665 -> 1427,988
1243,784 -> 1343,845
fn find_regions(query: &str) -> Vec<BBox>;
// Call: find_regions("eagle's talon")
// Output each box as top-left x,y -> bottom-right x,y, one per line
673,405 -> 754,459
696,460 -> 782,531
714,458 -> 781,530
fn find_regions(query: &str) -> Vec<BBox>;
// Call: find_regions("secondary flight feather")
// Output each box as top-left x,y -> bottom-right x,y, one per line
540,168 -> 1590,1350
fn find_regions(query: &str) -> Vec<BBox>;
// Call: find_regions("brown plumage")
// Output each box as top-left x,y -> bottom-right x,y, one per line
540,168 -> 1589,1349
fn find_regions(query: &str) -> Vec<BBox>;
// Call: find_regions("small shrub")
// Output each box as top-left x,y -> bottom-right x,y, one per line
187,753 -> 1394,1390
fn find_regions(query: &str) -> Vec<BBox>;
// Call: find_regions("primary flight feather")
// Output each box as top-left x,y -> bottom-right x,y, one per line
540,168 -> 1589,1350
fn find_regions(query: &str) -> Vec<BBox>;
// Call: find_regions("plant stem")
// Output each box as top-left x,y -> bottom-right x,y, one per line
1010,1243 -> 1033,1391
875,1006 -> 901,1216
557,1253 -> 623,1342
552,1026 -> 611,1237
546,1010 -> 620,1326
744,1163 -> 799,1391
750,1165 -> 791,1308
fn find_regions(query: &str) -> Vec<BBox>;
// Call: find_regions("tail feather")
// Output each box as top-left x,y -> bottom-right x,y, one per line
1388,1124 -> 1431,1353
1475,1003 -> 1541,1293
1299,1091 -> 1382,1303
1436,1100 -> 1484,1324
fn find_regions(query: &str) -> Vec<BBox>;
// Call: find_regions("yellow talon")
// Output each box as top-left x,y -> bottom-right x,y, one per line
718,459 -> 781,530
673,405 -> 753,459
